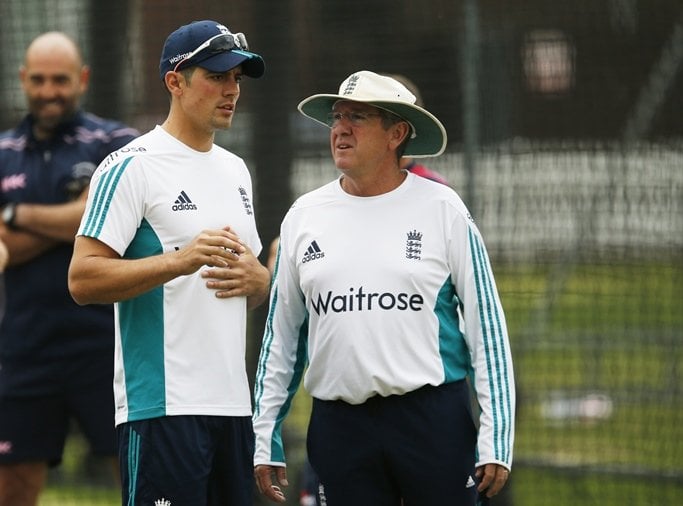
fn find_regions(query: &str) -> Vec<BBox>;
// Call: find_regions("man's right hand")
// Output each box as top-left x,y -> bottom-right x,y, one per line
254,464 -> 288,503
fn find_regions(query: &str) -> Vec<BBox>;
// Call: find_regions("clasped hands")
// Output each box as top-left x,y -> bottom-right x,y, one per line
192,226 -> 270,304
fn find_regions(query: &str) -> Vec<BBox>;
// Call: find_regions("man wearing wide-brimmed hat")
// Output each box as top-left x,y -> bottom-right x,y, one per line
253,71 -> 516,505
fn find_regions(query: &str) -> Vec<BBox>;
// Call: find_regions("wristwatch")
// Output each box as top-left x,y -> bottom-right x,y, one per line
2,202 -> 18,229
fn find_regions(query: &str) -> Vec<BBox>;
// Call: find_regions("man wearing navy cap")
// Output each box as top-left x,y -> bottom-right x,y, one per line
68,20 -> 270,505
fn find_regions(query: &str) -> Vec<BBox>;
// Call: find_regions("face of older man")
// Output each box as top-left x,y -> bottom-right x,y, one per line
329,101 -> 405,177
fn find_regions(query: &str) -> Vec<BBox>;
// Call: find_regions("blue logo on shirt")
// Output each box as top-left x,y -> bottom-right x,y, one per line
310,286 -> 424,315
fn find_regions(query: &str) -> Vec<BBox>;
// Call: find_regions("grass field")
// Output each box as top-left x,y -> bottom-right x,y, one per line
510,466 -> 683,505
43,259 -> 682,505
40,487 -> 119,506
499,259 -> 683,504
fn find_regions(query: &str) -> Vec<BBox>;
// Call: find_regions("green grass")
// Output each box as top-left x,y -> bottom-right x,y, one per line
514,399 -> 682,470
40,487 -> 119,506
41,433 -> 119,506
510,466 -> 683,506
496,260 -> 683,336
497,259 -> 683,503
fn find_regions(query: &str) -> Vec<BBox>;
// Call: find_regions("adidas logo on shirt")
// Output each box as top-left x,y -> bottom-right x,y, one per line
302,240 -> 324,263
172,190 -> 197,211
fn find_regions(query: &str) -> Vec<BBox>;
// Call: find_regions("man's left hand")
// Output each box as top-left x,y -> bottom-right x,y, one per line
475,463 -> 510,498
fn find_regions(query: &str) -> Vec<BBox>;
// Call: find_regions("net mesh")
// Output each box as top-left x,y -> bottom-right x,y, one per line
1,1 -> 681,504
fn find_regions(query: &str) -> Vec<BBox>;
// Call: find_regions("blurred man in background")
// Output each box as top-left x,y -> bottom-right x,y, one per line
0,31 -> 139,506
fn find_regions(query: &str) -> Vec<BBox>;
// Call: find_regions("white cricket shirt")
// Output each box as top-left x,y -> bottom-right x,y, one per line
79,126 -> 262,425
253,172 -> 515,469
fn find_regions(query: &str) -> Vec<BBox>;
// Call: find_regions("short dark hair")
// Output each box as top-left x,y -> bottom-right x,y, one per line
179,66 -> 195,83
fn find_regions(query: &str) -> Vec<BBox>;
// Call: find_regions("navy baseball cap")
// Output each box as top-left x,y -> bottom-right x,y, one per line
159,20 -> 265,80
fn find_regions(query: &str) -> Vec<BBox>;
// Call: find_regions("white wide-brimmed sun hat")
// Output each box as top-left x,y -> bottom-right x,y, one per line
297,70 -> 447,157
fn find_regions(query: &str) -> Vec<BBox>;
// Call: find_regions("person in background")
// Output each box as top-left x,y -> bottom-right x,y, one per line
68,20 -> 270,506
0,31 -> 139,506
382,73 -> 450,186
253,71 -> 515,505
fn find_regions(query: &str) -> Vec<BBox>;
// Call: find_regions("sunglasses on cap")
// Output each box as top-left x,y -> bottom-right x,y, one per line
173,32 -> 249,72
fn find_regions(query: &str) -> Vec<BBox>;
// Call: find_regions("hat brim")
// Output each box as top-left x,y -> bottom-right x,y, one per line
199,49 -> 265,78
298,94 -> 446,157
